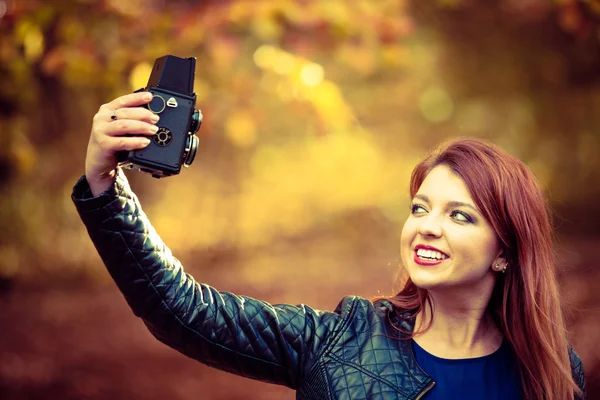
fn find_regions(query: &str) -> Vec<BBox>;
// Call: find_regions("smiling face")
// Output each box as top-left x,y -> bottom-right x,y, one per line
400,164 -> 504,292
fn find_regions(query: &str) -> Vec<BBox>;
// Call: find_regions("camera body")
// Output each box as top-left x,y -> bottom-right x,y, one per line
118,55 -> 202,178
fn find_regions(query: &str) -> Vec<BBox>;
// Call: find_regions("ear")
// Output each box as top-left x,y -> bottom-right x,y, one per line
491,251 -> 508,273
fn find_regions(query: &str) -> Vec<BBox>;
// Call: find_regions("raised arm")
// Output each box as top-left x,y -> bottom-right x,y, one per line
72,92 -> 349,388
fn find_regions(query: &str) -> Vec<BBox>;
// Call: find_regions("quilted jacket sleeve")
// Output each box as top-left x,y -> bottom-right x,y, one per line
569,347 -> 586,399
71,170 -> 350,389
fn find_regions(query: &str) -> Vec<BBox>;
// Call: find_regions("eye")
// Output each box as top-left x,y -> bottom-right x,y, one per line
410,203 -> 428,215
450,210 -> 473,223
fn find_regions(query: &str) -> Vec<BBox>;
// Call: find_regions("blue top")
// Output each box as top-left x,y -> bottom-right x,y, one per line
412,339 -> 523,399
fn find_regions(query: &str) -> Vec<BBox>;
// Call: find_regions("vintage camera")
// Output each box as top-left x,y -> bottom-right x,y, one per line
118,55 -> 203,178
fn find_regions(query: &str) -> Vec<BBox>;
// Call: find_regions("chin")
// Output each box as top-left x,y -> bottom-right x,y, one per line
405,268 -> 447,290
409,276 -> 445,291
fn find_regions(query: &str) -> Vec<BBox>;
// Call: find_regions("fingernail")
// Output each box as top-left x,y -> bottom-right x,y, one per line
141,138 -> 151,146
143,93 -> 152,101
150,125 -> 159,133
151,114 -> 160,123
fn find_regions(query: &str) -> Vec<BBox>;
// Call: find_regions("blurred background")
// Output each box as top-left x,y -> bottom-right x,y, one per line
1,0 -> 599,398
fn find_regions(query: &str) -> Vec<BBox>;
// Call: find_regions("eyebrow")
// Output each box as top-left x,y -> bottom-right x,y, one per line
413,194 -> 481,214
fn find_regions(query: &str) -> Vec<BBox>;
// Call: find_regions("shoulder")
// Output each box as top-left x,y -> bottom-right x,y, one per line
329,296 -> 391,330
569,345 -> 586,398
332,296 -> 415,336
332,295 -> 375,317
333,296 -> 394,318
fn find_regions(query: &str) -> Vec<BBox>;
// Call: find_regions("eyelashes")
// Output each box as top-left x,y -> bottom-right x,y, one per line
410,203 -> 474,223
410,203 -> 426,214
450,210 -> 474,223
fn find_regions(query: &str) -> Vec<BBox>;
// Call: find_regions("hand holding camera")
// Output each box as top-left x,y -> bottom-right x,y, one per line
85,55 -> 202,196
85,91 -> 157,196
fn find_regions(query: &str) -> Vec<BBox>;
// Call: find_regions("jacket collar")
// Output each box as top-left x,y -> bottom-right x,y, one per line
377,300 -> 434,397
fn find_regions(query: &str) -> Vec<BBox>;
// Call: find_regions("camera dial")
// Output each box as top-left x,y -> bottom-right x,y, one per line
153,127 -> 173,147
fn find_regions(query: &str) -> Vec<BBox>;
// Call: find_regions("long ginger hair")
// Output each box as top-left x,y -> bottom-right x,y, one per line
387,137 -> 581,400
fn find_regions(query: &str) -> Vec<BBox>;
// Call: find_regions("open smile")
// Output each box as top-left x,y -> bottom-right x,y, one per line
413,245 -> 449,266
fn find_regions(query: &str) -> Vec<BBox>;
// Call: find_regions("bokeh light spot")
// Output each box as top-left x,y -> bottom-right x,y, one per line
17,21 -> 44,62
253,45 -> 277,69
273,52 -> 295,75
301,63 -> 324,86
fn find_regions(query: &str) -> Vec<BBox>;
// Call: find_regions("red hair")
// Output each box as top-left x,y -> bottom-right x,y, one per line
386,137 -> 580,400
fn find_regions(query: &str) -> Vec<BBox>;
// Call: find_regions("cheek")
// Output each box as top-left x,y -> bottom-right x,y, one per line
458,230 -> 500,266
481,235 -> 501,264
400,219 -> 415,250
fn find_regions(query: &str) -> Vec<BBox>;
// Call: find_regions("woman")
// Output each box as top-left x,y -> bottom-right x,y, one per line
73,91 -> 586,399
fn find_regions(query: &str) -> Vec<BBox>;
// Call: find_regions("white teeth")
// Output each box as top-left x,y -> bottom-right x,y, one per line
416,248 -> 447,260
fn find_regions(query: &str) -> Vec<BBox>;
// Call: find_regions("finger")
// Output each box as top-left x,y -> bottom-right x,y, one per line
100,135 -> 152,153
105,119 -> 159,137
109,107 -> 159,124
102,91 -> 153,112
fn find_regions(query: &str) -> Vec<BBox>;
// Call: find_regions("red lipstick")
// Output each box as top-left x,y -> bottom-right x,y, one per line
413,244 -> 449,266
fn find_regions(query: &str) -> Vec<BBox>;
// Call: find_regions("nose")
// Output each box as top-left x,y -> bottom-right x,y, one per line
417,213 -> 443,238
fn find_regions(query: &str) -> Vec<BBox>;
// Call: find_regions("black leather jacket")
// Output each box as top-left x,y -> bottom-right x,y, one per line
72,171 -> 586,400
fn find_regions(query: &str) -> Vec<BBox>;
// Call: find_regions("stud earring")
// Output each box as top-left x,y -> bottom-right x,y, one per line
493,263 -> 507,273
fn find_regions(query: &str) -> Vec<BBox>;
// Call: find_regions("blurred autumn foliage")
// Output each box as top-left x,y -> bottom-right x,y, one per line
1,0 -> 600,399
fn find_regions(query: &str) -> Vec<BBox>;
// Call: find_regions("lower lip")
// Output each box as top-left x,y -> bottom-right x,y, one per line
413,252 -> 447,266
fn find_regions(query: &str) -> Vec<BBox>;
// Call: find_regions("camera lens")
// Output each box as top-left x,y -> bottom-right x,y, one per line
190,109 -> 203,133
183,134 -> 199,167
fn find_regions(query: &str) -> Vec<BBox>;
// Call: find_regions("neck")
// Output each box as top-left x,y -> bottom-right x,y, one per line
413,285 -> 503,358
